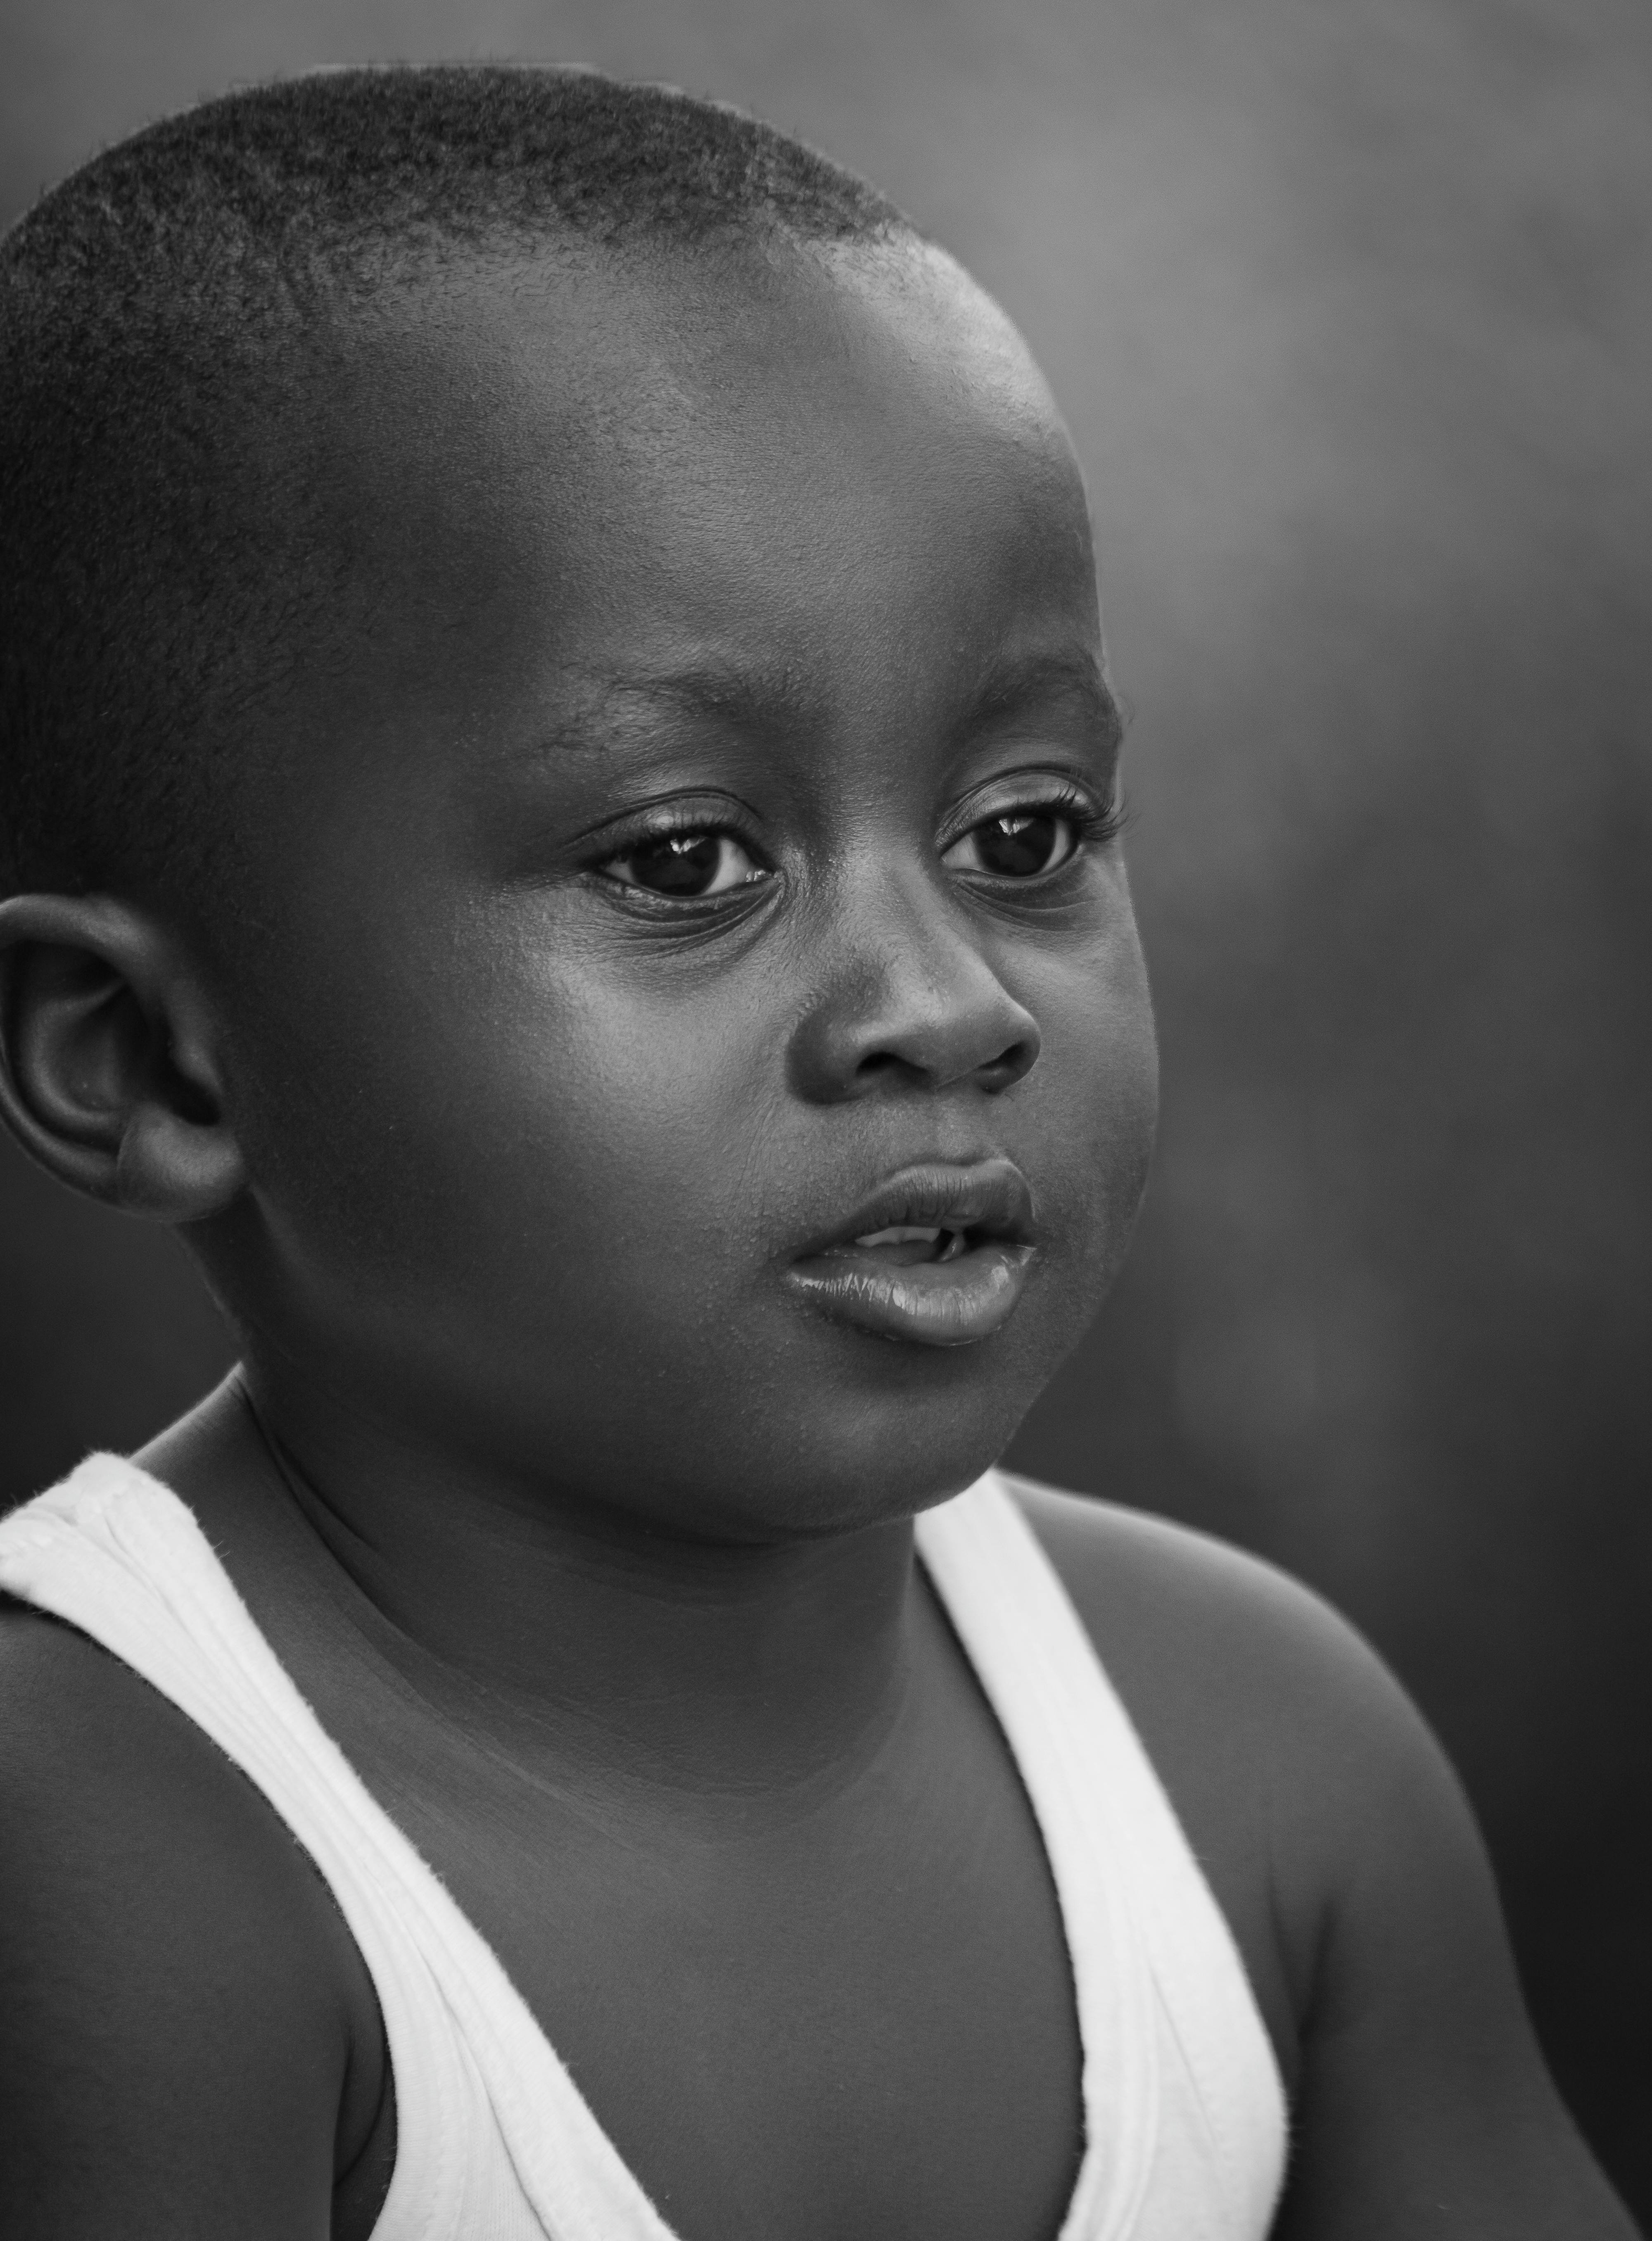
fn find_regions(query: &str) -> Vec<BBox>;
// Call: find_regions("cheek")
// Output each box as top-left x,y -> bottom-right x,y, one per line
482,971 -> 772,1272
1024,915 -> 1158,1288
241,932 -> 775,1330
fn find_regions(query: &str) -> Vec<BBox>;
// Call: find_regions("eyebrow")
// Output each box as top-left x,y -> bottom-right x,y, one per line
529,657 -> 823,758
965,647 -> 1127,753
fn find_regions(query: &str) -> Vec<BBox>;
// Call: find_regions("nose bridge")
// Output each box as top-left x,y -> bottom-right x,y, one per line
788,846 -> 1039,1102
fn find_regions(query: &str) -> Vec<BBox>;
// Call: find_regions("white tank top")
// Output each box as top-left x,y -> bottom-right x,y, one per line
0,1455 -> 1287,2241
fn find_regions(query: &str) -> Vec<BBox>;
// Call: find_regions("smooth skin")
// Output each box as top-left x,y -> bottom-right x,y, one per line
0,235 -> 1636,2240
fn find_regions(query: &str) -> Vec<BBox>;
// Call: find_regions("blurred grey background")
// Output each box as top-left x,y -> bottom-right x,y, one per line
3,0 -> 1649,2213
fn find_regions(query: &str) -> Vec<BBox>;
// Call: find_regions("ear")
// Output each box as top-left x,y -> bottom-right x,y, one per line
0,893 -> 246,1220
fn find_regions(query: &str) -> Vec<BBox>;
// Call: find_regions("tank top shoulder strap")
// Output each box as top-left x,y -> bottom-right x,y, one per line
0,1454 -> 681,2241
914,1471 -> 1288,2240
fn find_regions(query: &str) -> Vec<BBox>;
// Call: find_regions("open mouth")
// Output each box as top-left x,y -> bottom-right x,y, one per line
849,1223 -> 978,1267
788,1162 -> 1037,1347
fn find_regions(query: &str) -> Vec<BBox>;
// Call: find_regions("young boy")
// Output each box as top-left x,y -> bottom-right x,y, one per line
0,64 -> 1634,2241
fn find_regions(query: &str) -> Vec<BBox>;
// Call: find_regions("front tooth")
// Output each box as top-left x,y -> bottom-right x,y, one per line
854,1225 -> 943,1248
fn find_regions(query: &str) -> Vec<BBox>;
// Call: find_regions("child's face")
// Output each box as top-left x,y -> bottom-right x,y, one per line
212,240 -> 1156,1535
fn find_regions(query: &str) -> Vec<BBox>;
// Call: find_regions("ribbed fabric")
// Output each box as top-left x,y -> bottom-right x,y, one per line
0,1455 -> 1286,2240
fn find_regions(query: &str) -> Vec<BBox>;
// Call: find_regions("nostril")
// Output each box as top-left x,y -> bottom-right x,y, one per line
851,1047 -> 917,1085
981,1035 -> 1038,1092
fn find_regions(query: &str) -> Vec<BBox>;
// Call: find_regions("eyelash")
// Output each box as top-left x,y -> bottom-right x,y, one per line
994,782 -> 1125,853
592,783 -> 1123,903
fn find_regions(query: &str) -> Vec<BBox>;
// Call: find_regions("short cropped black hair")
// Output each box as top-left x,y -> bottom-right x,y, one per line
0,65 -> 912,902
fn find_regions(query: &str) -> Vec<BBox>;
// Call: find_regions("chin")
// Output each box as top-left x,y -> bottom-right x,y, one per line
690,1352 -> 1048,1545
675,1269 -> 1095,1542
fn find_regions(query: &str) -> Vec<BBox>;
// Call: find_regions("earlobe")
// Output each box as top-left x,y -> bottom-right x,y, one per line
0,893 -> 246,1221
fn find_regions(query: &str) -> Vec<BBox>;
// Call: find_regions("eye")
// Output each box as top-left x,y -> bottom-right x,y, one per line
942,808 -> 1080,880
601,828 -> 768,900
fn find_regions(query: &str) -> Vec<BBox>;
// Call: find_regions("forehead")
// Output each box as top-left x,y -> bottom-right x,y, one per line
335,240 -> 1092,660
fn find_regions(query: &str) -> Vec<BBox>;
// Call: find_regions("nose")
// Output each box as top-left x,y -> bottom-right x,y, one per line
787,863 -> 1041,1105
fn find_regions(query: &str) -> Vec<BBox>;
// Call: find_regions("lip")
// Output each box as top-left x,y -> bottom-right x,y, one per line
787,1159 -> 1037,1348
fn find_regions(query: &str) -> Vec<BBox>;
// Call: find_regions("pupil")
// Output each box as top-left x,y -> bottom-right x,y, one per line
631,833 -> 722,895
978,813 -> 1057,877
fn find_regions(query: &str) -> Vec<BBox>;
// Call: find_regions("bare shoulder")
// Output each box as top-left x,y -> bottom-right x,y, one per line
1001,1473 -> 1639,2240
1002,1467 -> 1438,1873
0,1592 -> 388,2239
1005,1467 -> 1386,1710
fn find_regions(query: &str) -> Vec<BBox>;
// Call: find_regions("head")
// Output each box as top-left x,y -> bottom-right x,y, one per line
0,65 -> 1156,1540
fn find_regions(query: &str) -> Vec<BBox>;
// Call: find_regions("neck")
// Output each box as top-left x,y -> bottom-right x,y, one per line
145,1367 -> 921,1811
